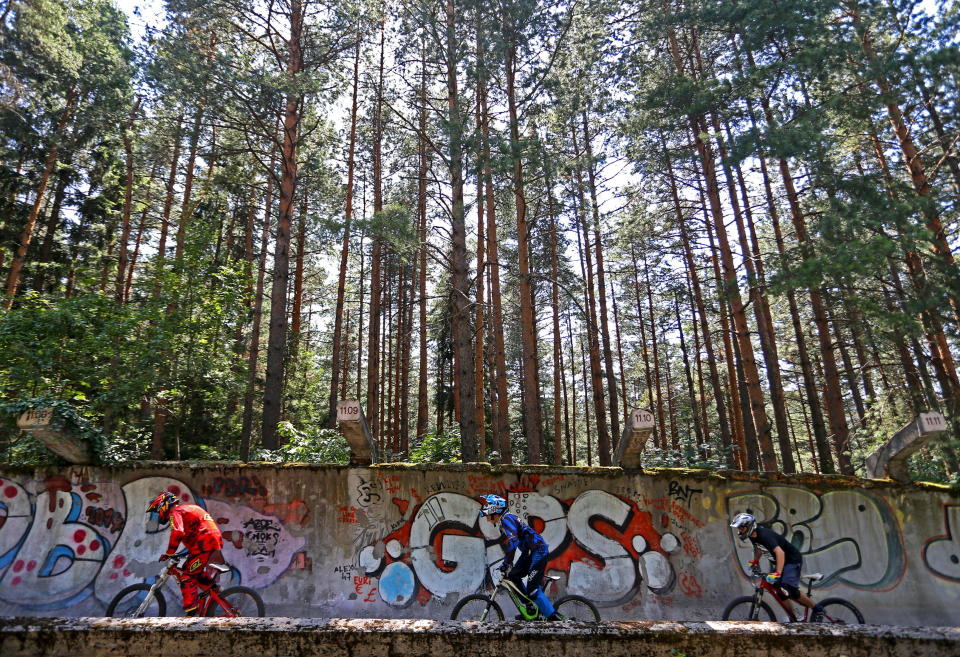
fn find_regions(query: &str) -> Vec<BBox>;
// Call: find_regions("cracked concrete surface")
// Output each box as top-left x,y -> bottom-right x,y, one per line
2,617 -> 959,657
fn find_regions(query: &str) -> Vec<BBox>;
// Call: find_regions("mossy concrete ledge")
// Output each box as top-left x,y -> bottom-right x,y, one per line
1,617 -> 959,657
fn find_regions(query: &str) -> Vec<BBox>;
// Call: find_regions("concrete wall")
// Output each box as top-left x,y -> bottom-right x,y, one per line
3,618 -> 960,657
0,463 -> 957,625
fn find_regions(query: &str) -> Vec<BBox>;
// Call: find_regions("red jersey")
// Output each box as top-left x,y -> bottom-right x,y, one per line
165,504 -> 223,554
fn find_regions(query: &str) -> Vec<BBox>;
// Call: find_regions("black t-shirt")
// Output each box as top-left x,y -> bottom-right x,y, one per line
749,526 -> 802,565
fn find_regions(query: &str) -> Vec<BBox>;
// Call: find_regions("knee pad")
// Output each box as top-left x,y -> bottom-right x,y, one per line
784,585 -> 801,600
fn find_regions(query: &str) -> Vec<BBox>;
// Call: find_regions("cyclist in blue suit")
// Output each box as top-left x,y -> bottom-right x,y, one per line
479,493 -> 560,620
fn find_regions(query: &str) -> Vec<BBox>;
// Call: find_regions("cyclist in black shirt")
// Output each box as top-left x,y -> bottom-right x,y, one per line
730,513 -> 824,621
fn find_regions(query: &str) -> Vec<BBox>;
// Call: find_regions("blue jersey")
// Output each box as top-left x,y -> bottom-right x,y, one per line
499,512 -> 547,564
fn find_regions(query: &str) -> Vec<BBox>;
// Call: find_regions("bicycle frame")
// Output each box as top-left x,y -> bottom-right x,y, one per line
751,572 -> 816,622
132,551 -> 234,617
498,577 -> 542,620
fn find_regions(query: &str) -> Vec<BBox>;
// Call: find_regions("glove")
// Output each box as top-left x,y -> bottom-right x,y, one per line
764,572 -> 781,585
498,562 -> 511,574
747,560 -> 761,576
159,553 -> 173,562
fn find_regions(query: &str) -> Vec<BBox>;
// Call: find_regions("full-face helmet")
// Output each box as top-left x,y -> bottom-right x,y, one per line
479,494 -> 507,517
730,512 -> 756,541
146,491 -> 180,522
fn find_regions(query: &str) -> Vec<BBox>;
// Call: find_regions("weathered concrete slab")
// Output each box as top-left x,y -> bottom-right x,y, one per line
2,617 -> 958,657
336,400 -> 378,465
865,412 -> 948,482
614,408 -> 655,470
0,463 -> 957,625
17,408 -> 92,464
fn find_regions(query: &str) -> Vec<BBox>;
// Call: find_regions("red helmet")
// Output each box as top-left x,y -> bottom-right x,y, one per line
146,491 -> 180,522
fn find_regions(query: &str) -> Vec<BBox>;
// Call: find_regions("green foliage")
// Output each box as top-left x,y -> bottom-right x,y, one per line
255,423 -> 350,464
0,396 -> 123,465
409,429 -> 462,464
644,443 -> 732,471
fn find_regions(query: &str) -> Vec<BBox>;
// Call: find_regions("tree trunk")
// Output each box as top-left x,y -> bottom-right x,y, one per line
445,0 -> 478,460
572,128 -> 612,464
708,112 -> 792,471
33,150 -> 73,292
366,22 -> 386,445
763,100 -> 851,474
240,154 -> 275,460
4,86 -> 77,308
853,11 -> 960,327
327,36 -> 361,428
505,39 -> 542,463
173,106 -> 205,272
115,98 -> 142,303
643,252 -> 666,452
665,22 -> 774,469
665,141 -> 733,464
629,244 -> 657,437
290,197 -> 307,363
548,176 -> 563,465
473,53 -> 487,460
153,113 -> 185,296
416,57 -> 430,443
582,113 -> 620,452
675,292 -> 703,452
261,0 -> 303,449
478,47 -> 511,463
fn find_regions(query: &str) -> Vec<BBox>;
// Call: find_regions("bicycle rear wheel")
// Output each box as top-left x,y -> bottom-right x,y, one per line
553,595 -> 600,621
206,586 -> 265,617
106,583 -> 167,618
450,594 -> 504,621
818,598 -> 864,624
721,596 -> 776,621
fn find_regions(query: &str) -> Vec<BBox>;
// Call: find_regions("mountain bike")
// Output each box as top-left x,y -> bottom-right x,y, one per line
106,550 -> 265,617
722,569 -> 864,624
450,569 -> 600,622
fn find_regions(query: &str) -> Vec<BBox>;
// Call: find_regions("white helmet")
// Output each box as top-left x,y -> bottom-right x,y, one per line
730,512 -> 756,541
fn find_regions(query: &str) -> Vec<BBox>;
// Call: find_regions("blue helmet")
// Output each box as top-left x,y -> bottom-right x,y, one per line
479,494 -> 507,517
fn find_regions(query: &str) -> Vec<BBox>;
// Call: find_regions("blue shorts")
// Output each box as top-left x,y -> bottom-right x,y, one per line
780,562 -> 801,597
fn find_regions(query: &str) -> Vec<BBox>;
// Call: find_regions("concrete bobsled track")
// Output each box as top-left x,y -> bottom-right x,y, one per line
0,462 -> 958,625
2,618 -> 960,657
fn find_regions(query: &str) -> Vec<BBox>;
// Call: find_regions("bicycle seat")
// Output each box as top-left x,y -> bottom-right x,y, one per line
209,563 -> 231,574
545,575 -> 561,582
801,573 -> 823,582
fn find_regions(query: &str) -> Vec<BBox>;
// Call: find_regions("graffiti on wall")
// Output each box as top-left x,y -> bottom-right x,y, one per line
923,504 -> 960,582
725,486 -> 906,591
3,467 -> 957,618
342,472 -> 695,609
0,475 -> 305,611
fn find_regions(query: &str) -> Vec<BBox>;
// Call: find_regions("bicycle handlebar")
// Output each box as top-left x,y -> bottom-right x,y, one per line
162,550 -> 191,563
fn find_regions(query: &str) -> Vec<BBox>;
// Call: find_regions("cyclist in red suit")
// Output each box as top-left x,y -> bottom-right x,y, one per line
146,492 -> 225,616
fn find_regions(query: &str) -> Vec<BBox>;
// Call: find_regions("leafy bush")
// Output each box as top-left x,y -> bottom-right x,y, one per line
409,429 -> 461,463
255,422 -> 350,464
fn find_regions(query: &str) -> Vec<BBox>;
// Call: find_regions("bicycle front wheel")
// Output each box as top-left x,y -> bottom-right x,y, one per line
206,586 -> 266,617
450,594 -> 504,621
818,598 -> 864,624
721,596 -> 776,621
106,583 -> 167,617
553,595 -> 600,621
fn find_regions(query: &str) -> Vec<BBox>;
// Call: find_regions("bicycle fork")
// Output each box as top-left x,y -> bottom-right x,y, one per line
749,590 -> 765,621
134,567 -> 171,617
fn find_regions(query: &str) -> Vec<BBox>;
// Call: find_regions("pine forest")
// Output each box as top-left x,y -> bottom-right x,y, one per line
1,0 -> 959,482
